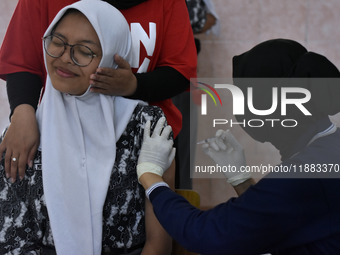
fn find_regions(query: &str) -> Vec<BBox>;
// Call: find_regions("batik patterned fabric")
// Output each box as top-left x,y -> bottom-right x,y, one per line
186,0 -> 207,33
0,104 -> 165,254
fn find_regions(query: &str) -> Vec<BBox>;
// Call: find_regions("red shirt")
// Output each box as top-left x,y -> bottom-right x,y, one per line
0,0 -> 197,137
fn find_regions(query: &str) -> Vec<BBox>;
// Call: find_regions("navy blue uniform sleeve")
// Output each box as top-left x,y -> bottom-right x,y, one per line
149,178 -> 333,255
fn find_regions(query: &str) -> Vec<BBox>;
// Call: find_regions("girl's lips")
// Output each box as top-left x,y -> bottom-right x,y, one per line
56,67 -> 78,78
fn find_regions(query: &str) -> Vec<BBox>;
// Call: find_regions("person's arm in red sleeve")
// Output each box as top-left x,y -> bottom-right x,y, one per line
90,0 -> 197,101
0,0 -> 48,182
133,0 -> 197,98
133,0 -> 197,99
89,0 -> 197,138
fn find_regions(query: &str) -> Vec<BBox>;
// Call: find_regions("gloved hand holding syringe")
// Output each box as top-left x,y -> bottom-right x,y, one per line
198,129 -> 251,186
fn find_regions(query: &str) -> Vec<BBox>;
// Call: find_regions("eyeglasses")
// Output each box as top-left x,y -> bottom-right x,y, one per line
43,34 -> 98,67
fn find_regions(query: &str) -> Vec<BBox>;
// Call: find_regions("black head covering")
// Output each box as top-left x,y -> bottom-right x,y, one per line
233,39 -> 308,78
103,0 -> 147,9
232,39 -> 340,159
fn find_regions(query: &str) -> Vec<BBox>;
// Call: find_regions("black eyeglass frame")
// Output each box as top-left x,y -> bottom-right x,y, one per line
42,34 -> 98,67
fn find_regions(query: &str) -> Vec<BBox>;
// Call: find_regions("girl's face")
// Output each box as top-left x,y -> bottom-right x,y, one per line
46,11 -> 102,95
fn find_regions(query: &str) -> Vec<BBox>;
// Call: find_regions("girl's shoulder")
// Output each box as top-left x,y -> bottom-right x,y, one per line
124,104 -> 172,141
132,104 -> 165,124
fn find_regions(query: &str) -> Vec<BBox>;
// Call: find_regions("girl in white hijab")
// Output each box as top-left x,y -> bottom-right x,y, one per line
0,0 -> 173,254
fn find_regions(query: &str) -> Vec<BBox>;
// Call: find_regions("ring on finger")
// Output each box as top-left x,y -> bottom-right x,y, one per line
12,157 -> 17,162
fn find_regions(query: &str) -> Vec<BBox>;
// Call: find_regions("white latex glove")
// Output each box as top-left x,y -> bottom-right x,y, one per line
202,129 -> 251,186
137,117 -> 176,181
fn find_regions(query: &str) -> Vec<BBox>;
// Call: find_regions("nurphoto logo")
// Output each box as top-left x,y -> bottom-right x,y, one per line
192,81 -> 223,115
197,80 -> 312,129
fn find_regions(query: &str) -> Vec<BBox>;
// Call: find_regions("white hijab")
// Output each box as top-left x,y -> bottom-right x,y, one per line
36,0 -> 142,254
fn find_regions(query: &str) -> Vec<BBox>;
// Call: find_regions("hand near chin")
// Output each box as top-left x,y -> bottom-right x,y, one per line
89,54 -> 137,96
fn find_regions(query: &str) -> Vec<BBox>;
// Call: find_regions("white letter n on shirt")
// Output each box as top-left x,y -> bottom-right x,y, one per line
130,22 -> 156,73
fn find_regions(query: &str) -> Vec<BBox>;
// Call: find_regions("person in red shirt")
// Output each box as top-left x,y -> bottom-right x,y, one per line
0,2 -> 177,254
0,0 -> 197,181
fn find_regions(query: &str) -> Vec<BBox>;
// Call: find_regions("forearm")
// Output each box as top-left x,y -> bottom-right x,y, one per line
143,167 -> 174,255
11,104 -> 36,121
143,198 -> 172,255
129,67 -> 189,102
147,186 -> 227,254
6,72 -> 43,117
